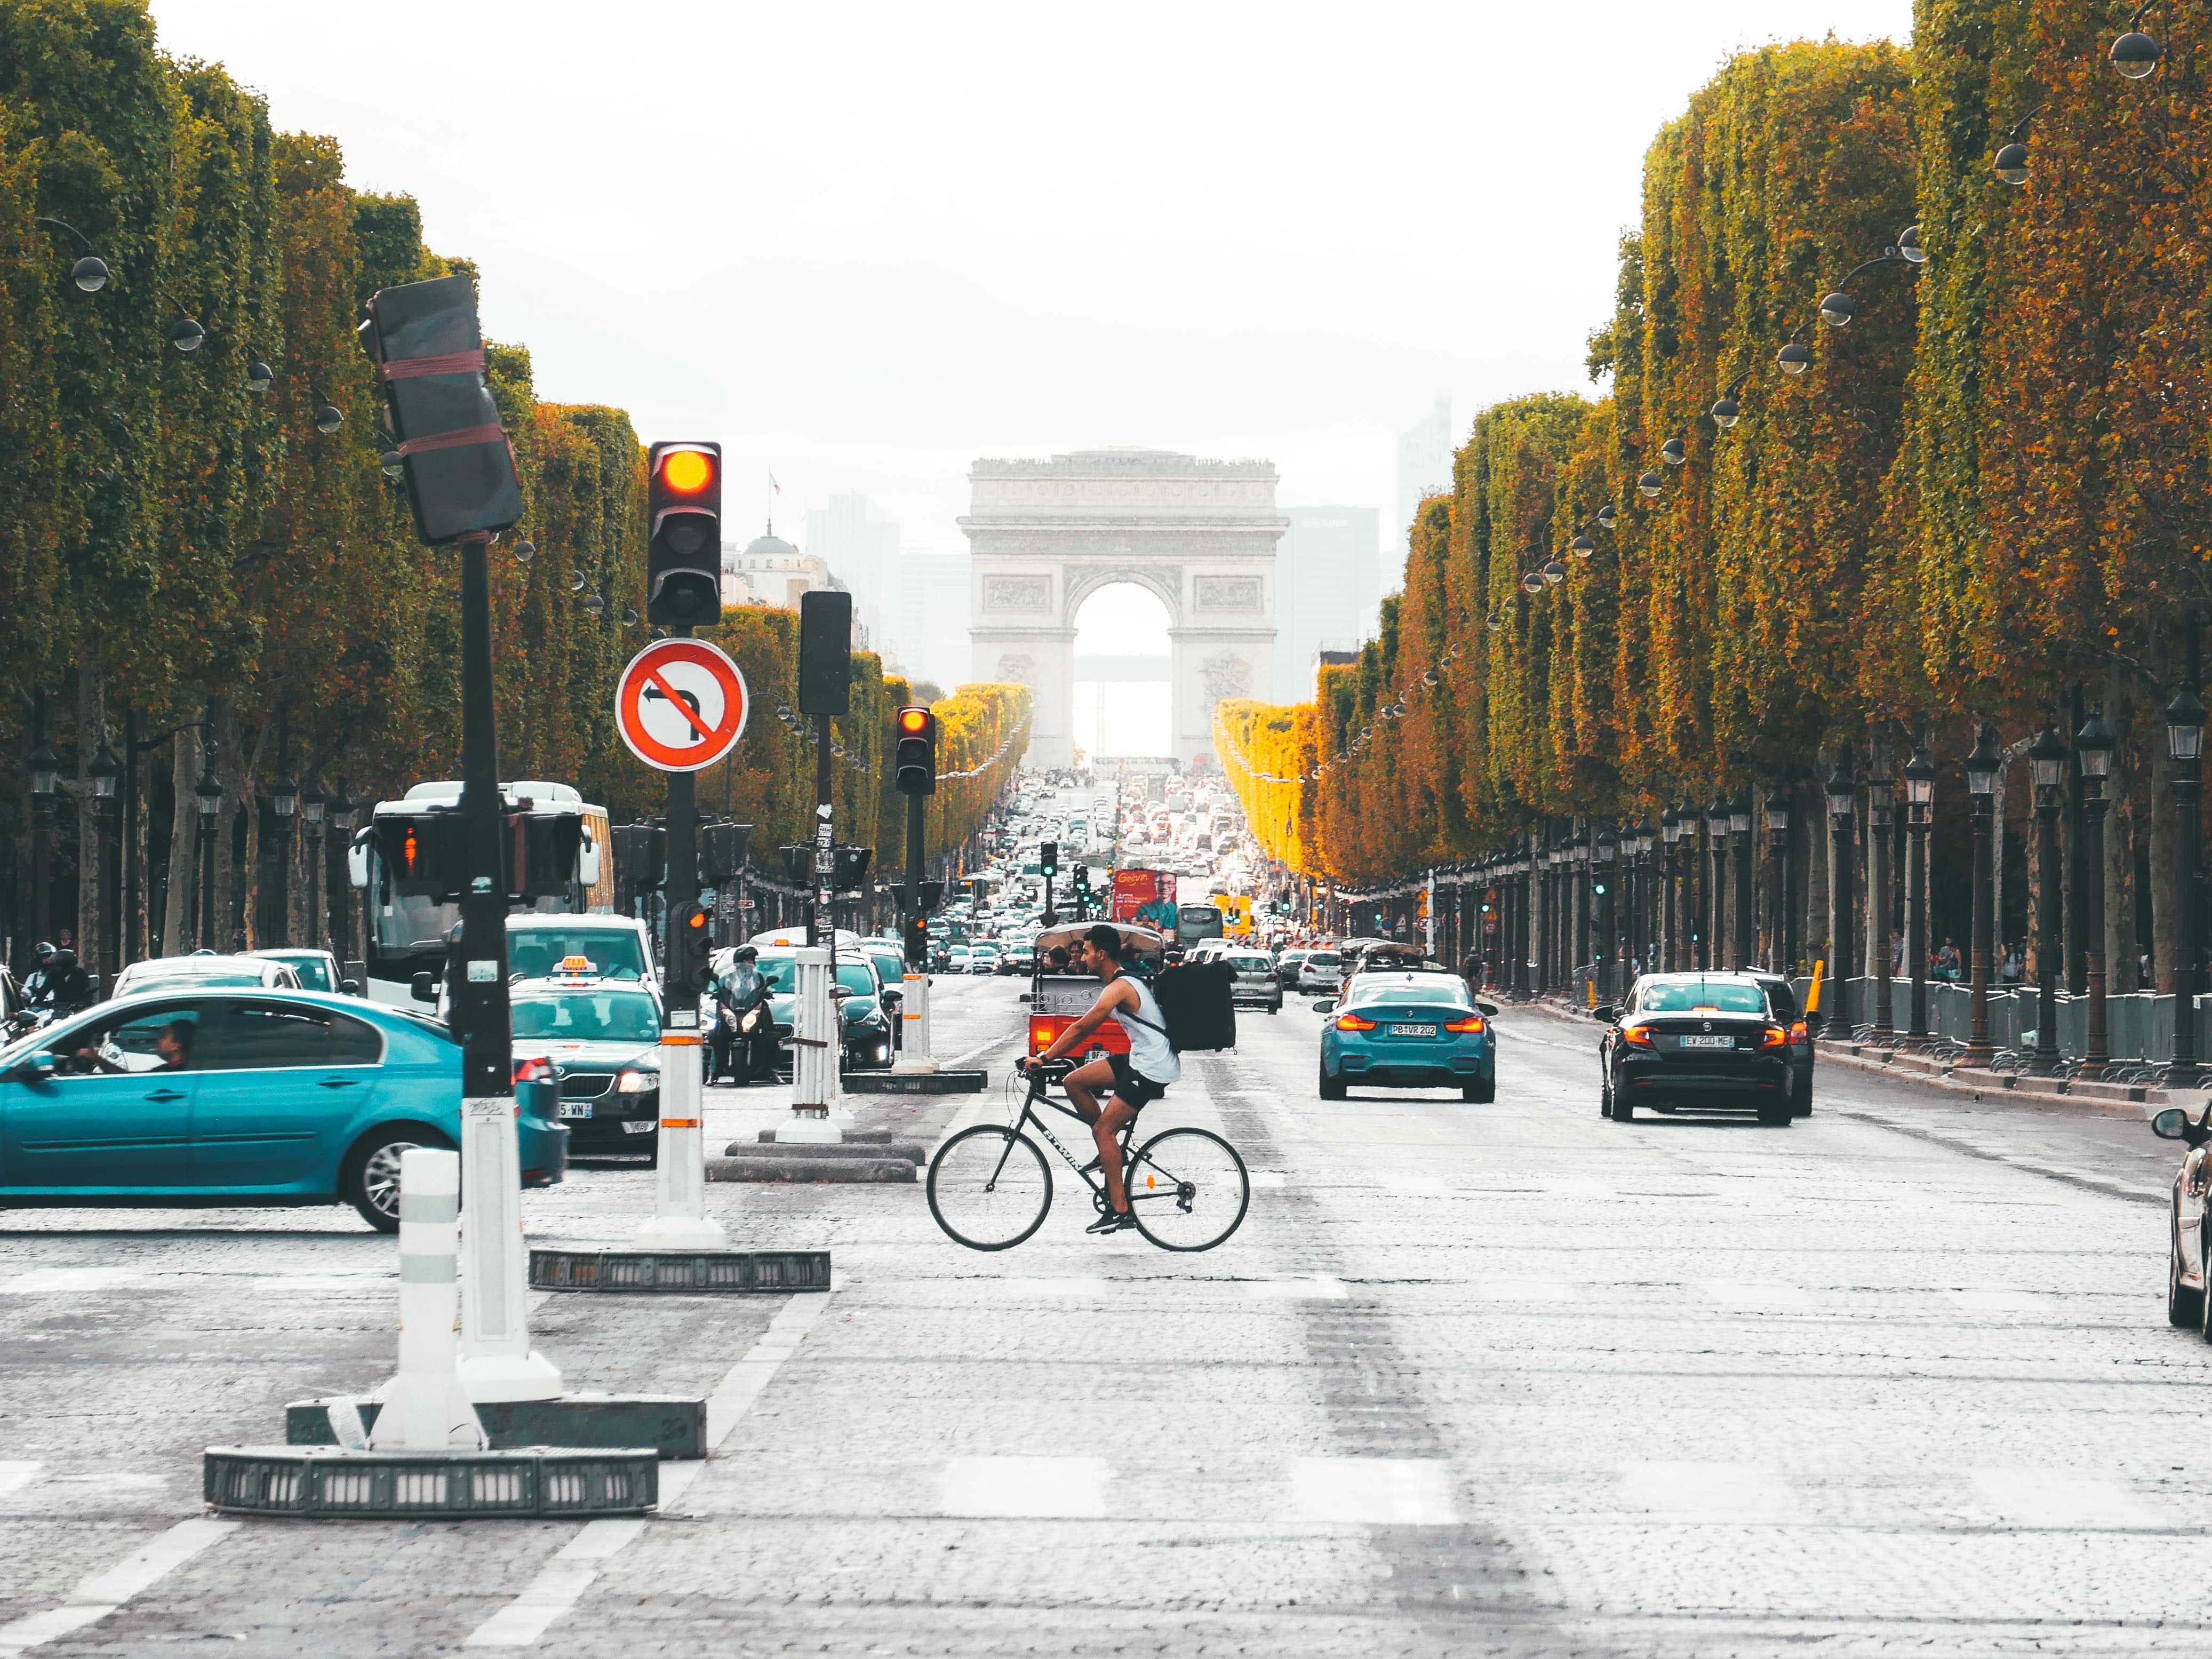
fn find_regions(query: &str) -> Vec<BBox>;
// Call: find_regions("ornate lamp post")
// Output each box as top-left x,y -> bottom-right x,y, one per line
1660,804 -> 1681,970
1595,822 -> 1618,999
194,754 -> 225,954
2166,684 -> 2206,1088
1730,791 -> 1753,971
1904,737 -> 1937,1042
269,764 -> 298,947
1572,820 -> 1593,988
27,693 -> 59,958
300,773 -> 328,954
1824,753 -> 1856,1039
1699,795 -> 1726,969
88,739 -> 122,990
1632,817 -> 1655,980
2028,719 -> 2069,1074
1961,723 -> 2003,1069
2075,710 -> 2117,1076
1867,753 -> 1894,1040
1765,785 -> 1792,974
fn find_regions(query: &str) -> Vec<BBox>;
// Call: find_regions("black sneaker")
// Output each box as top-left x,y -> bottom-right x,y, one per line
1085,1208 -> 1136,1235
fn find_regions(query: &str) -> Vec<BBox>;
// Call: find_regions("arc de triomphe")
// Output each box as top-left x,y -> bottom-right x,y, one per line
960,449 -> 1285,770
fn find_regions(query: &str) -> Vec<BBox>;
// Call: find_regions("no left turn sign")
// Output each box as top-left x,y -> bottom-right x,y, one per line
614,637 -> 750,772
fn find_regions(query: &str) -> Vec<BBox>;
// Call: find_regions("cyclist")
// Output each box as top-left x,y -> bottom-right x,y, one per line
1021,922 -> 1179,1234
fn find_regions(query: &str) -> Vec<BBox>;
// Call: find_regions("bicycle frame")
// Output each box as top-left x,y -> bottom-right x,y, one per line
987,1071 -> 1127,1210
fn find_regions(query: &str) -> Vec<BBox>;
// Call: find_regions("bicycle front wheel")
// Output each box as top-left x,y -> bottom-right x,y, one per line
1127,1127 -> 1249,1252
928,1125 -> 1053,1251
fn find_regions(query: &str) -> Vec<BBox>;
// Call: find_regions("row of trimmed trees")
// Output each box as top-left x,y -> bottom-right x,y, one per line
0,0 -> 1024,971
1222,4 -> 2210,989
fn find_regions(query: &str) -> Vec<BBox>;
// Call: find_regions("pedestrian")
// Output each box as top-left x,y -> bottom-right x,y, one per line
2000,943 -> 2023,985
1936,938 -> 1961,981
1890,929 -> 1905,976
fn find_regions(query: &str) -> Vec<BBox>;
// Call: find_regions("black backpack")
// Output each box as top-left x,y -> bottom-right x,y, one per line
1136,959 -> 1237,1053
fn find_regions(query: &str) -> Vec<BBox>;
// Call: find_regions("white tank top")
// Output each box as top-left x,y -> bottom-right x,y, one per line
1109,974 -> 1181,1084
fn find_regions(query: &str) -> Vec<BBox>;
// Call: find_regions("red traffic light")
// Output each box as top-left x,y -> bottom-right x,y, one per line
684,906 -> 708,931
898,706 -> 932,735
658,448 -> 716,495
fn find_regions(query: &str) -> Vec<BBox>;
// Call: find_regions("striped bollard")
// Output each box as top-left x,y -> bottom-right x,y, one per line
370,1147 -> 486,1449
635,1022 -> 729,1248
782,947 -> 843,1144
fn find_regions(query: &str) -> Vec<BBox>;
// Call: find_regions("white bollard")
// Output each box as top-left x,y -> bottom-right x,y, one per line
891,968 -> 937,1073
635,1026 -> 730,1248
457,1095 -> 563,1402
370,1147 -> 486,1450
782,947 -> 844,1144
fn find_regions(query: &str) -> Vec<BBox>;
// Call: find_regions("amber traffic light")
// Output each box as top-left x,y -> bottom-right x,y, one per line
893,705 -> 936,795
646,440 -> 722,628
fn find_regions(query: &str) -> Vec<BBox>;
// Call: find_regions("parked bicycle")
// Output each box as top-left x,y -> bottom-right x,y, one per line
928,1058 -> 1250,1252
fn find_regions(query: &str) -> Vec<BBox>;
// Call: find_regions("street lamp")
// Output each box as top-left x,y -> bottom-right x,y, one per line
1824,753 -> 1856,1039
1706,794 -> 1731,970
1660,437 -> 1687,466
244,348 -> 274,393
1729,791 -> 1753,971
2028,719 -> 2069,1074
2075,709 -> 2118,1076
1638,471 -> 1663,499
2111,5 -> 2161,78
28,723 -> 61,956
309,384 -> 345,435
89,740 -> 122,990
1903,736 -> 1937,1043
1961,723 -> 2003,1068
33,217 -> 108,292
1765,785 -> 1792,975
2166,682 -> 2206,1087
1867,753 -> 1894,1040
195,753 -> 226,954
1777,341 -> 1812,374
1660,802 -> 1682,971
1595,823 -> 1618,999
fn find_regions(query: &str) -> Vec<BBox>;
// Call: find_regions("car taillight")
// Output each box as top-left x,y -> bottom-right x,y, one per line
1334,1013 -> 1378,1031
1788,1020 -> 1808,1043
1029,1016 -> 1058,1054
1621,1024 -> 1655,1049
1761,1025 -> 1787,1049
513,1056 -> 554,1083
1443,1014 -> 1486,1033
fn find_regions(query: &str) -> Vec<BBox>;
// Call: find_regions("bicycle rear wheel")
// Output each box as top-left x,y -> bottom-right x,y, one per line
1127,1127 -> 1249,1252
928,1125 -> 1053,1251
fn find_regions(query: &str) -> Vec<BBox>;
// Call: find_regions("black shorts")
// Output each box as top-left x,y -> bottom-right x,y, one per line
1108,1051 -> 1167,1110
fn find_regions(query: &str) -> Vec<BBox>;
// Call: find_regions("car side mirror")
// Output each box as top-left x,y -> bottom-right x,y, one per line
15,1049 -> 57,1080
410,971 -> 437,1004
1476,1001 -> 1499,1017
2151,1107 -> 2208,1146
1591,1004 -> 1618,1023
881,988 -> 902,1007
1312,999 -> 1336,1015
340,979 -> 361,995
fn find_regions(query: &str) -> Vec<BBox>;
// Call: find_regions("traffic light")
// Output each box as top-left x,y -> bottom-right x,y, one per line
613,823 -> 666,890
361,274 -> 523,546
893,706 -> 937,795
779,844 -> 813,884
701,821 -> 752,886
1040,841 -> 1058,875
831,844 -> 873,892
665,899 -> 714,995
645,441 -> 722,628
378,813 -> 467,898
797,590 -> 851,714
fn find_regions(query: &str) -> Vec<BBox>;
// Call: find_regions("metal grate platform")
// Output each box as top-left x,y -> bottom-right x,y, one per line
204,1445 -> 658,1519
529,1247 -> 831,1293
843,1068 -> 988,1094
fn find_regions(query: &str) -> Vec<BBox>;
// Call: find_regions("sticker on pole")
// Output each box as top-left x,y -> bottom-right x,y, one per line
615,638 -> 750,772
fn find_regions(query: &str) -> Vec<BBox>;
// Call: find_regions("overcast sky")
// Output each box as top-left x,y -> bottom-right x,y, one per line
148,0 -> 1914,575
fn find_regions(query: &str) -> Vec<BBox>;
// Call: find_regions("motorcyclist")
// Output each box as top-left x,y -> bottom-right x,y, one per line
32,947 -> 94,1016
710,945 -> 774,1084
21,942 -> 55,1008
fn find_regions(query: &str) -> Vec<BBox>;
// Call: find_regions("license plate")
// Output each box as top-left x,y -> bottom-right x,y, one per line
558,1103 -> 594,1119
1678,1034 -> 1735,1049
1388,1023 -> 1438,1038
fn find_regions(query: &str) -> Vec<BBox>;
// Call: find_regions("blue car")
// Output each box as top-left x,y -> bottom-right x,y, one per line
1316,970 -> 1497,1102
0,989 -> 564,1233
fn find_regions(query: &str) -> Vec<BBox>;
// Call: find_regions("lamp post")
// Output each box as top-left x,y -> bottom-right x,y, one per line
88,739 -> 121,991
327,784 -> 359,967
269,762 -> 298,948
1660,804 -> 1681,970
2075,709 -> 2117,1077
1572,820 -> 1592,991
1867,753 -> 1894,1040
1904,736 -> 1936,1042
1707,794 -> 1731,970
194,751 -> 225,954
1825,753 -> 1856,1039
1765,785 -> 1792,974
300,773 -> 327,954
1962,723 -> 2003,1069
1730,791 -> 1753,971
27,699 -> 61,965
2028,719 -> 2069,1074
2165,683 -> 2206,1088
1632,817 -> 1655,982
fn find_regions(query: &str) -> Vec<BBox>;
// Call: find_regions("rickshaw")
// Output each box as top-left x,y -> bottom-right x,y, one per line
1018,920 -> 1168,1062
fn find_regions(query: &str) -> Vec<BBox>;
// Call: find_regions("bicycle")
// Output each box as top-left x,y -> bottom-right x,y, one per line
927,1058 -> 1251,1253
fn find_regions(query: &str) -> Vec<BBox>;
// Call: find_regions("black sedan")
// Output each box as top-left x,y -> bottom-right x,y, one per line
1595,972 -> 1794,1127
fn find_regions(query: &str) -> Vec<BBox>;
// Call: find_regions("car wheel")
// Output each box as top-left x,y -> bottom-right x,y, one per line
1317,1058 -> 1346,1101
341,1123 -> 456,1234
1756,1095 -> 1793,1127
1792,1074 -> 1813,1119
1464,1070 -> 1496,1104
1611,1080 -> 1632,1121
2170,1211 -> 2203,1329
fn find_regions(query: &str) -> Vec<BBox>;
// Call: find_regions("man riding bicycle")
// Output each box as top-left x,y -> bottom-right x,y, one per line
1020,922 -> 1179,1234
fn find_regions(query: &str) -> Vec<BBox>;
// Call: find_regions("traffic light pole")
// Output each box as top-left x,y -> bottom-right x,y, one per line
453,530 -> 560,1402
893,788 -> 936,1072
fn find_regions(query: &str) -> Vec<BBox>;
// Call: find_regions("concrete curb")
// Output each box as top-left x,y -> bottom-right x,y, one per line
732,1137 -> 929,1165
707,1156 -> 916,1184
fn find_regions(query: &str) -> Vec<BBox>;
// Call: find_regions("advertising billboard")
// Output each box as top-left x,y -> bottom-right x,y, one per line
1111,868 -> 1177,930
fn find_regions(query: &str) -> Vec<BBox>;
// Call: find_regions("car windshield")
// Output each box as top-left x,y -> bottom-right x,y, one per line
1637,979 -> 1768,1015
1307,952 -> 1340,967
754,958 -> 876,998
1347,979 -> 1470,1007
262,954 -> 333,990
125,964 -> 265,988
1229,955 -> 1272,972
511,988 -> 660,1042
507,927 -> 648,982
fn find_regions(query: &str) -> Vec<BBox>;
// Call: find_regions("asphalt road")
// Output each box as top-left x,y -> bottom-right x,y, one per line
0,974 -> 2200,1657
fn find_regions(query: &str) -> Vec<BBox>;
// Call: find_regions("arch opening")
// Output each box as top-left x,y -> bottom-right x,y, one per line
1072,582 -> 1171,760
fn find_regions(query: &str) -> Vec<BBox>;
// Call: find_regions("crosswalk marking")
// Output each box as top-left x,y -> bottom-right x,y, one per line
1291,1458 -> 1458,1525
941,1456 -> 1109,1519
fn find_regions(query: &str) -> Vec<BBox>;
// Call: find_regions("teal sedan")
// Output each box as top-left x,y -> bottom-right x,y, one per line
1315,971 -> 1498,1102
0,990 -> 564,1232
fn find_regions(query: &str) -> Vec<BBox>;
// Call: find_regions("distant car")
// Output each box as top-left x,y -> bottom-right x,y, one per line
112,954 -> 303,1000
947,945 -> 971,973
251,948 -> 356,995
1001,942 -> 1035,975
750,949 -> 896,1072
968,943 -> 1003,976
508,969 -> 664,1161
1276,948 -> 1310,988
1224,948 -> 1281,1014
1296,950 -> 1343,994
1594,972 -> 1794,1126
0,988 -> 565,1231
1316,972 -> 1496,1102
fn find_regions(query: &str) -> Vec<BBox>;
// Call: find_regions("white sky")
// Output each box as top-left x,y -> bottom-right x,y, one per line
148,0 -> 1914,576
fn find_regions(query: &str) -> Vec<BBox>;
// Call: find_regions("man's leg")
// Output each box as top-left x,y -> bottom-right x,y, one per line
1061,1056 -> 1114,1124
1095,1099 -> 1139,1213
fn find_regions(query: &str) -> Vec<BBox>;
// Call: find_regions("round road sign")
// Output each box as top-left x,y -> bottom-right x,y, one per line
614,638 -> 749,772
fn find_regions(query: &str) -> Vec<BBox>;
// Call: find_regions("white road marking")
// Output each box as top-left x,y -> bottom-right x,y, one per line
0,1517 -> 238,1653
1971,1467 -> 2161,1528
1290,1457 -> 1458,1525
1248,1170 -> 1288,1189
462,1290 -> 831,1649
1619,1462 -> 1801,1522
1946,1288 -> 2051,1313
1472,1278 -> 1578,1302
1697,1279 -> 1817,1310
1243,1277 -> 1347,1299
941,1456 -> 1109,1519
1,1268 -> 141,1295
0,1463 -> 43,1501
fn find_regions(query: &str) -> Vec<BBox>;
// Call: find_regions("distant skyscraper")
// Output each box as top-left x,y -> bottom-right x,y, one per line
1394,394 -> 1454,590
877,551 -> 972,691
1274,506 -> 1380,701
805,494 -> 900,635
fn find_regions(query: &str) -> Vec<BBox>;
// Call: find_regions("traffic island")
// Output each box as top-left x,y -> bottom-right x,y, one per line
205,1445 -> 657,1519
528,1246 -> 832,1294
844,1068 -> 989,1094
285,1392 -> 713,1457
708,1154 -> 915,1183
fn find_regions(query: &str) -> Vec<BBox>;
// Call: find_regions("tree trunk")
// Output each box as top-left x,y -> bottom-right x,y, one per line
2108,676 -> 2141,991
164,727 -> 196,954
2152,754 -> 2176,995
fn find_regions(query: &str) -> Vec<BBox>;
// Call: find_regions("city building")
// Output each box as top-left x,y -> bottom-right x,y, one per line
720,524 -> 869,649
805,494 -> 900,640
876,551 -> 972,691
1395,394 -> 1454,584
1274,506 -> 1380,700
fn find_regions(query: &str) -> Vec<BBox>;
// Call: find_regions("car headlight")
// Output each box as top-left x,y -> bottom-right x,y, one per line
617,1067 -> 658,1093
